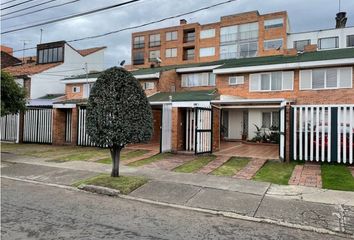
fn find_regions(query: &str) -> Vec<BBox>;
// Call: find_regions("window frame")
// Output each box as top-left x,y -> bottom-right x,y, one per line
72,86 -> 80,93
318,37 -> 339,50
166,31 -> 178,41
262,111 -> 280,129
229,76 -> 244,85
293,39 -> 311,51
264,18 -> 284,29
143,82 -> 155,90
149,50 -> 160,62
181,72 -> 216,87
347,35 -> 354,48
149,34 -> 161,47
165,48 -> 177,58
133,36 -> 145,49
263,39 -> 283,50
200,28 -> 216,39
199,47 -> 215,57
249,71 -> 294,92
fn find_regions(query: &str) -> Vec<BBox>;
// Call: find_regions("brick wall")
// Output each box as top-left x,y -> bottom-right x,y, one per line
52,109 -> 66,145
65,83 -> 84,100
171,107 -> 185,152
150,109 -> 161,143
212,107 -> 220,152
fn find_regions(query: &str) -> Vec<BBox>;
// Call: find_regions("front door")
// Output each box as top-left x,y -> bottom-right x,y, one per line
228,109 -> 243,140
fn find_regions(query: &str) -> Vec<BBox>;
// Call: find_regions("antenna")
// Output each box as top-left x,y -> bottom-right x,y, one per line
338,0 -> 341,12
20,40 -> 30,63
40,29 -> 43,43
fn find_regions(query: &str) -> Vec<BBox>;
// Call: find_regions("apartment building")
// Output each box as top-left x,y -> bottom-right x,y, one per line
131,11 -> 289,68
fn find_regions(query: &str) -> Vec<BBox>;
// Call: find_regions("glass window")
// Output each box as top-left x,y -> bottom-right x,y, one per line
318,37 -> 338,49
133,51 -> 144,65
143,82 -> 155,90
220,25 -> 238,43
134,36 -> 144,49
239,22 -> 258,40
149,34 -> 161,47
264,39 -> 283,50
271,72 -> 282,90
229,76 -> 244,85
200,29 -> 215,39
48,48 -> 53,62
347,35 -> 354,47
262,112 -> 271,128
181,73 -> 215,87
57,47 -> 63,61
38,50 -> 43,63
326,68 -> 337,88
272,111 -> 280,128
264,18 -> 283,29
52,48 -> 58,62
43,49 -> 48,63
312,69 -> 325,89
261,73 -> 270,90
165,48 -> 177,58
183,48 -> 195,60
166,31 -> 178,41
294,39 -> 311,51
250,71 -> 294,91
72,86 -> 80,93
199,47 -> 215,57
149,50 -> 160,62
220,45 -> 237,59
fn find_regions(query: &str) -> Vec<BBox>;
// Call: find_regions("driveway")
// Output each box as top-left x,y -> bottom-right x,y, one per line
216,141 -> 279,159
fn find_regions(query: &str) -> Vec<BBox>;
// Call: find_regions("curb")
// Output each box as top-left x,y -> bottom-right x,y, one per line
2,176 -> 353,239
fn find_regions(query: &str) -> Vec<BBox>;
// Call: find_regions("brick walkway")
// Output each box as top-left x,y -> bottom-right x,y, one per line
288,163 -> 322,188
122,150 -> 160,165
143,154 -> 196,171
197,156 -> 231,174
233,158 -> 267,180
217,142 -> 279,160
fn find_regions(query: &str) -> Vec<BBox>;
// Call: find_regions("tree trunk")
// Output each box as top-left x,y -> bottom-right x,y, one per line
110,145 -> 122,177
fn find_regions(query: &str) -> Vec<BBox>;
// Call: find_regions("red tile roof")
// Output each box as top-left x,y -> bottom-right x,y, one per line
77,46 -> 106,56
3,62 -> 62,77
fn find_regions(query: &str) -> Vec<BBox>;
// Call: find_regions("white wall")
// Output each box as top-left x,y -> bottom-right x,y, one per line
287,27 -> 354,49
29,44 -> 105,99
247,108 -> 279,140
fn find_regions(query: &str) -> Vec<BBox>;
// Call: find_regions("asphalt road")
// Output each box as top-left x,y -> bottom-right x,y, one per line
1,178 -> 347,240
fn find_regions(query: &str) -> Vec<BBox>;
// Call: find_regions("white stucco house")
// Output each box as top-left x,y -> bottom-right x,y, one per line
4,41 -> 106,102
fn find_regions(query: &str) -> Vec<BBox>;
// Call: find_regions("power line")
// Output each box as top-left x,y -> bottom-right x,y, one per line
1,0 -> 37,10
1,0 -> 19,6
2,0 -> 60,17
10,0 -> 238,53
2,0 -> 80,20
2,0 -> 141,34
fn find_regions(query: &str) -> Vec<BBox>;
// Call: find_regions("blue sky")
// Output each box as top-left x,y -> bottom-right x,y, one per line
2,0 -> 354,67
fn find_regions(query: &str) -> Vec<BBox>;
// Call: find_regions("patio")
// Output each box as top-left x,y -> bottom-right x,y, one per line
216,141 -> 279,160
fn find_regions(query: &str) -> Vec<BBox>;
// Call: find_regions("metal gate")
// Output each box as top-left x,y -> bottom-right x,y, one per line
23,108 -> 53,143
195,107 -> 213,154
291,105 -> 353,164
279,102 -> 286,161
78,107 -> 94,146
160,103 -> 172,152
0,114 -> 19,142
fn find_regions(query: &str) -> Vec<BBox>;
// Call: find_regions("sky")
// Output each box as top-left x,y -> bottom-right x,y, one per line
1,0 -> 354,68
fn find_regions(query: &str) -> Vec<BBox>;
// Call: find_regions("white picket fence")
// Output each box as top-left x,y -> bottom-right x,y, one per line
23,108 -> 53,143
292,105 -> 354,164
0,114 -> 19,142
77,108 -> 96,146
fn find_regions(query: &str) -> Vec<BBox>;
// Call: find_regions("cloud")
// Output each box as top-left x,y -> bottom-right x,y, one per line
2,0 -> 353,68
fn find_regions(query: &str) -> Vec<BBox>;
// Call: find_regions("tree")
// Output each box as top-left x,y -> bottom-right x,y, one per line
1,71 -> 26,116
86,67 -> 153,177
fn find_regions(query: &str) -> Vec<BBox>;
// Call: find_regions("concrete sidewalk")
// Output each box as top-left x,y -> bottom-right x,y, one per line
2,152 -> 354,236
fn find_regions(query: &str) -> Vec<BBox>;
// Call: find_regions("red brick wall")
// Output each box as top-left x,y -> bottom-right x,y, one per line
65,83 -> 84,100
52,109 -> 66,145
150,109 -> 161,143
212,107 -> 220,152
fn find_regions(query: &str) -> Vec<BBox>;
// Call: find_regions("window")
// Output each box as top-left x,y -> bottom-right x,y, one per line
250,71 -> 294,91
149,50 -> 160,62
181,72 -> 215,87
183,29 -> 195,42
229,76 -> 244,85
220,25 -> 238,43
149,34 -> 160,47
264,18 -> 283,29
200,29 -> 215,39
239,41 -> 258,58
142,82 -> 155,90
318,37 -> 338,49
239,22 -> 258,40
300,67 -> 352,90
294,39 -> 311,51
37,47 -> 64,64
264,39 -> 283,50
165,48 -> 177,58
133,51 -> 144,65
199,47 -> 215,57
133,36 -> 144,49
262,112 -> 279,128
347,35 -> 354,47
220,45 -> 237,59
72,86 -> 80,93
83,83 -> 94,98
166,31 -> 178,41
183,48 -> 194,60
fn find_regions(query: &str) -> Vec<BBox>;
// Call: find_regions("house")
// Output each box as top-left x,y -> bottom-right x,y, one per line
1,45 -> 22,68
3,10 -> 353,164
3,41 -> 106,101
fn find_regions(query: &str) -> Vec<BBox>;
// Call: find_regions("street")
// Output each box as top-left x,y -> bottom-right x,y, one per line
1,178 -> 346,240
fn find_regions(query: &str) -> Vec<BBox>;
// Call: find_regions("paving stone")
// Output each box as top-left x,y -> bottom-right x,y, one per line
290,163 -> 322,188
233,158 -> 267,180
123,150 -> 160,164
197,155 -> 230,174
143,154 -> 195,171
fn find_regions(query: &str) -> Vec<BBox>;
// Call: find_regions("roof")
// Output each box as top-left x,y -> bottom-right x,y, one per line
38,94 -> 65,100
77,47 -> 106,56
215,48 -> 354,70
54,98 -> 88,105
148,89 -> 218,102
3,62 -> 62,77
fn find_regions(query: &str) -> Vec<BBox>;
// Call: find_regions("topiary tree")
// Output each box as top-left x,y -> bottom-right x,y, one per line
86,67 -> 153,177
1,71 -> 27,116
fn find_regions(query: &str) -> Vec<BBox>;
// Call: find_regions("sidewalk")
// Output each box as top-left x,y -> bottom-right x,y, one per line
2,152 -> 354,236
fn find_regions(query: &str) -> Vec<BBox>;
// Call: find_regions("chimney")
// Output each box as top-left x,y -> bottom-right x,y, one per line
180,19 -> 187,25
335,12 -> 347,28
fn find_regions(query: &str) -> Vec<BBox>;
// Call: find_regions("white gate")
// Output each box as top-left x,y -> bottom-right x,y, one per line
0,114 -> 19,142
23,108 -> 53,143
279,102 -> 286,161
77,107 -> 95,146
161,103 -> 172,152
292,105 -> 353,164
195,107 -> 212,154
185,108 -> 195,151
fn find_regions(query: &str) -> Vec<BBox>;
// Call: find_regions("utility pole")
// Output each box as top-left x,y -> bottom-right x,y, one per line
85,62 -> 89,97
40,29 -> 43,43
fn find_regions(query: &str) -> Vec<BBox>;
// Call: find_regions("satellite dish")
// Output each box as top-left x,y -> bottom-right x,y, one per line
120,60 -> 126,66
156,57 -> 162,63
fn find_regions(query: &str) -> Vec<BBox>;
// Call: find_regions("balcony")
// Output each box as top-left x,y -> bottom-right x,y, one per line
183,52 -> 195,61
219,51 -> 258,60
133,43 -> 145,49
133,59 -> 144,65
149,41 -> 161,48
183,30 -> 195,43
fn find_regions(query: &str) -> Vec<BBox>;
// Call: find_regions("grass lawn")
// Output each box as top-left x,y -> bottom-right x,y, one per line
127,153 -> 172,167
97,150 -> 149,164
321,165 -> 354,191
253,161 -> 297,185
173,155 -> 216,173
211,157 -> 250,177
73,174 -> 147,194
